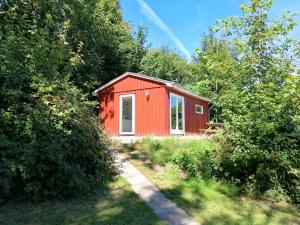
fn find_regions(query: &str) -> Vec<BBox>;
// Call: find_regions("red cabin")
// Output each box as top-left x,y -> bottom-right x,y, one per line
93,72 -> 210,136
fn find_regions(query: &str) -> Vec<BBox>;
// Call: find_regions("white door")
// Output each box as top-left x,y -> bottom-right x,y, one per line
170,93 -> 185,135
120,94 -> 135,135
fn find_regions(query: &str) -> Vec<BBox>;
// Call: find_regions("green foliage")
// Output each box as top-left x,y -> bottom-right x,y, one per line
134,137 -> 177,164
134,137 -> 218,178
214,78 -> 300,203
0,0 -> 122,202
128,25 -> 149,72
190,33 -> 238,121
170,140 -> 217,178
66,0 -> 148,92
125,147 -> 300,225
172,148 -> 213,178
209,0 -> 300,203
17,106 -> 112,201
140,47 -> 194,85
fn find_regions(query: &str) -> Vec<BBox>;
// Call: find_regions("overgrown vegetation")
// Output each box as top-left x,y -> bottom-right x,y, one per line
0,0 -> 149,202
132,137 -> 218,178
138,2 -> 300,204
123,137 -> 300,225
127,137 -> 217,180
128,135 -> 300,204
1,0 -> 299,210
208,0 -> 300,203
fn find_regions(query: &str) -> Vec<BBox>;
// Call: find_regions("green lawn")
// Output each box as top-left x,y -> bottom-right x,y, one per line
122,138 -> 300,225
0,176 -> 166,225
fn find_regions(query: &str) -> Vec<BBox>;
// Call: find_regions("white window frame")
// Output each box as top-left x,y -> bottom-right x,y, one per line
195,104 -> 203,114
170,92 -> 185,135
119,94 -> 135,135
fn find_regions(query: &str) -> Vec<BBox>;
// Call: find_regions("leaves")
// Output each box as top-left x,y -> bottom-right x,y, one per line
140,47 -> 194,85
0,0 -> 123,202
191,0 -> 300,203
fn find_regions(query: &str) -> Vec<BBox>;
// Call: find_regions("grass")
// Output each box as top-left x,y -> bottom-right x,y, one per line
128,136 -> 218,166
0,176 -> 167,225
122,137 -> 300,225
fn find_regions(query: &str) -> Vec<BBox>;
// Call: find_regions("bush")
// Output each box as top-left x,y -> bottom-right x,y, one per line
217,81 -> 300,203
136,137 -> 217,178
0,91 -> 113,202
0,1 -> 115,203
171,145 -> 214,178
135,133 -> 300,204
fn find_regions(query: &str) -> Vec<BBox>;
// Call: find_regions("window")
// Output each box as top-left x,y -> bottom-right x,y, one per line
170,93 -> 185,134
120,94 -> 135,134
195,104 -> 203,114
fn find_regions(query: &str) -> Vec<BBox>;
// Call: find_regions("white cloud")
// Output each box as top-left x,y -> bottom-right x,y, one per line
136,0 -> 192,60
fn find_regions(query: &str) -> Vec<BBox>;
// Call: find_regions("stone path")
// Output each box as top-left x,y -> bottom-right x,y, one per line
113,151 -> 200,225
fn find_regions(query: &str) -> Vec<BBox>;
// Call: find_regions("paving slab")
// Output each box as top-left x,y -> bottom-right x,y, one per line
113,151 -> 200,225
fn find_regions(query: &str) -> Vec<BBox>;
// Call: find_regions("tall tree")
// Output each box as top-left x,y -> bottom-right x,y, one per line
0,0 -> 123,202
128,25 -> 149,72
66,0 -> 144,93
210,0 -> 300,202
140,47 -> 193,85
190,33 -> 238,122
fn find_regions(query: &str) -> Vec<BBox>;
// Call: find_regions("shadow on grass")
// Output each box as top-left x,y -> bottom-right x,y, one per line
0,176 -> 166,225
159,179 -> 300,225
122,144 -> 300,225
122,143 -> 157,169
112,144 -> 149,165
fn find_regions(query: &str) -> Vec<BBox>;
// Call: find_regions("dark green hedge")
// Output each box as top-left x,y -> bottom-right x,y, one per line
0,100 -> 113,202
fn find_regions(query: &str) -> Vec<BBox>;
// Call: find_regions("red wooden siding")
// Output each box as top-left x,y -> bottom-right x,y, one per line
99,75 -> 209,136
166,89 -> 209,134
184,96 -> 209,134
99,76 -> 169,136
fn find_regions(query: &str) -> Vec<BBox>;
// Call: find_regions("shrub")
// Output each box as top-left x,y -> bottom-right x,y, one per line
171,142 -> 215,178
0,0 -> 115,203
217,81 -> 300,203
136,137 -> 217,178
0,91 -> 113,202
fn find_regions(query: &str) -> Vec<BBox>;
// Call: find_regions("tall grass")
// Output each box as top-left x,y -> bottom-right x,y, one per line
125,136 -> 300,205
132,137 -> 220,178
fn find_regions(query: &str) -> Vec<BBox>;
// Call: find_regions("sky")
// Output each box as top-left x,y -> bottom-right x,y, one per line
120,0 -> 300,60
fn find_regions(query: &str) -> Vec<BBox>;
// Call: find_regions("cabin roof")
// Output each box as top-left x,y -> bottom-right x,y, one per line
93,72 -> 210,102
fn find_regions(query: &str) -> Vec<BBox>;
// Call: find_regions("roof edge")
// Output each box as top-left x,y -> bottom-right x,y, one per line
166,86 -> 211,102
92,72 -> 211,102
92,72 -> 132,96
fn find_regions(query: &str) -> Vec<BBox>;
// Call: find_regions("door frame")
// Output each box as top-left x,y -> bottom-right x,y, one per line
119,94 -> 135,135
169,92 -> 185,135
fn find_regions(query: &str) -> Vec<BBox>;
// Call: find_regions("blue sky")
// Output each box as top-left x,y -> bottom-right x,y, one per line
120,0 -> 300,60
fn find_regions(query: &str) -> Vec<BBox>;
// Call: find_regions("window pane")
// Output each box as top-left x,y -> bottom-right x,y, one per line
122,97 -> 132,132
171,96 -> 177,129
178,98 -> 183,130
195,105 -> 203,114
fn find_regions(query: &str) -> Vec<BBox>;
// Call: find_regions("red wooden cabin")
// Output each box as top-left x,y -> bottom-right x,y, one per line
93,72 -> 210,136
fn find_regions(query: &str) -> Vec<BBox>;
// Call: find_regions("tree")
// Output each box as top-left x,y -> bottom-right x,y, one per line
190,33 -> 238,122
66,0 -> 145,93
210,0 -> 300,203
0,0 -> 116,202
128,25 -> 149,72
140,47 -> 193,85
